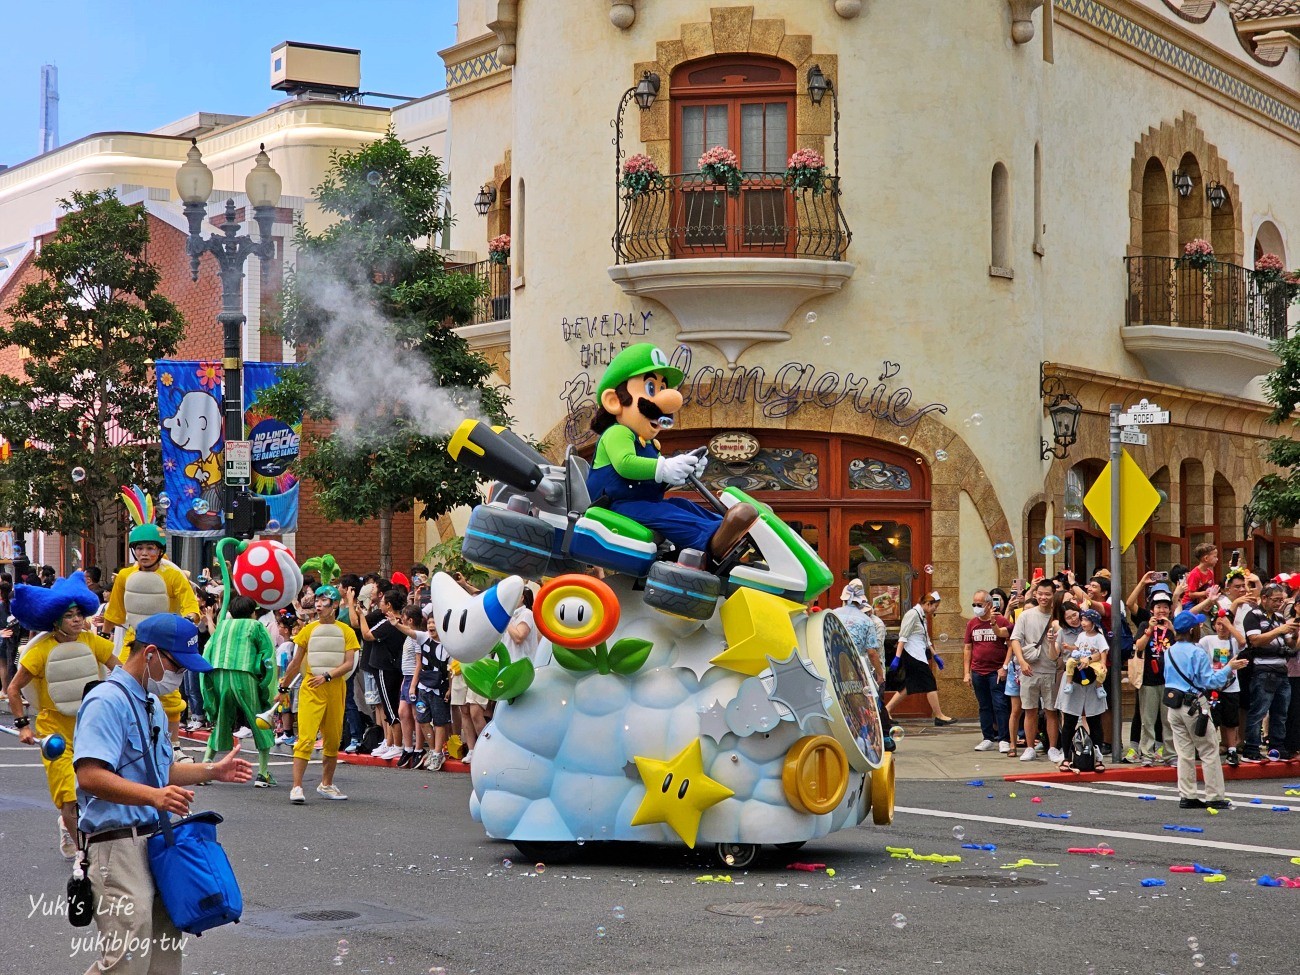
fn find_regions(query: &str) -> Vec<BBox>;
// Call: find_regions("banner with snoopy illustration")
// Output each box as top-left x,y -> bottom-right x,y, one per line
156,361 -> 301,537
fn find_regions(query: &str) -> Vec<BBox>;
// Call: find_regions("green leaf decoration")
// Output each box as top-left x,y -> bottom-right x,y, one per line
608,638 -> 654,675
461,657 -> 502,700
551,646 -> 599,672
493,659 -> 535,701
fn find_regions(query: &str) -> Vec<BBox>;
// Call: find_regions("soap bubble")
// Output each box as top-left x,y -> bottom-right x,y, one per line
1156,488 -> 1169,506
158,492 -> 171,509
337,940 -> 349,955
993,542 -> 1015,559
613,905 -> 625,920
1097,842 -> 1111,852
1229,953 -> 1240,967
822,335 -> 831,346
1187,938 -> 1199,951
891,913 -> 908,929
1009,871 -> 1018,880
1268,749 -> 1280,760
440,481 -> 449,489
576,837 -> 586,846
752,915 -> 764,925
806,311 -> 818,324
970,413 -> 984,426
939,633 -> 950,643
595,925 -> 607,939
331,959 -> 343,967
1063,504 -> 1084,521
71,467 -> 86,483
964,417 -> 973,428
923,564 -> 933,574
935,449 -> 949,462
1038,535 -> 1064,556
952,825 -> 966,841
502,858 -> 513,868
534,862 -> 546,874
898,435 -> 909,445
192,499 -> 210,515
265,519 -> 282,533
1192,954 -> 1205,969
367,171 -> 381,185
889,725 -> 905,742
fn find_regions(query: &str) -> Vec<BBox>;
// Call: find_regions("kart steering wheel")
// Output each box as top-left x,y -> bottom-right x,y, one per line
683,447 -> 728,515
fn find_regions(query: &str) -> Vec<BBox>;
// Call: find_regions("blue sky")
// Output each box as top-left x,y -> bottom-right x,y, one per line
0,0 -> 459,168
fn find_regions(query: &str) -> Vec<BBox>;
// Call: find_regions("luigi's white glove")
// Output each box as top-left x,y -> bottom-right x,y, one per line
692,452 -> 708,478
655,453 -> 697,487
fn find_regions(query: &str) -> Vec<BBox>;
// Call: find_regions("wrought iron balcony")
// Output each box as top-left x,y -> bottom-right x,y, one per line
1124,255 -> 1289,340
612,171 -> 851,264
1122,255 -> 1293,396
449,259 -> 511,325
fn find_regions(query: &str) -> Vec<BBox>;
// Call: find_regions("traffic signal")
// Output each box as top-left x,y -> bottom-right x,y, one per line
229,490 -> 269,538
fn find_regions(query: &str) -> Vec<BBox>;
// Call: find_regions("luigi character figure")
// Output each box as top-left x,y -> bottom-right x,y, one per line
587,343 -> 757,562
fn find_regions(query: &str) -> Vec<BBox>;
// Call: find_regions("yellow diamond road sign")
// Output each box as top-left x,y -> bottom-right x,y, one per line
1083,449 -> 1161,552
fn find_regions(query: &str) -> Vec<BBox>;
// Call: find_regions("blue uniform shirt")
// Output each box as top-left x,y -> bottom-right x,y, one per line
1163,638 -> 1234,696
73,666 -> 172,834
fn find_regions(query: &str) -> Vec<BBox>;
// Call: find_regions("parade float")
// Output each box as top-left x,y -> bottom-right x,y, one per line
435,344 -> 896,868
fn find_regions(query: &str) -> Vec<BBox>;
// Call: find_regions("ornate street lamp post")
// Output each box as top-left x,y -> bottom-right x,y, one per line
175,140 -> 281,538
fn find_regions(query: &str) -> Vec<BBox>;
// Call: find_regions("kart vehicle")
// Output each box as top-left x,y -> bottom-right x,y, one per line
448,420 -> 833,617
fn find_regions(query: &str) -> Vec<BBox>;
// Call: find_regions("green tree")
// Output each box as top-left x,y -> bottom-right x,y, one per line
0,190 -> 184,570
259,131 -> 508,574
1250,334 -> 1300,529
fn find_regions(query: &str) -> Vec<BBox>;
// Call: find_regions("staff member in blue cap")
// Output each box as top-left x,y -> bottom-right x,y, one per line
74,613 -> 252,975
1163,609 -> 1247,810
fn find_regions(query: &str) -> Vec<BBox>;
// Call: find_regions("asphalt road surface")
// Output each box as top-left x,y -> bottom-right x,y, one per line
2,744 -> 1298,975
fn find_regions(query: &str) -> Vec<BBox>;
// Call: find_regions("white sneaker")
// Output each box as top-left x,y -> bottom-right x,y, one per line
233,727 -> 253,740
974,739 -> 995,752
998,741 -> 1011,754
1048,747 -> 1065,764
290,786 -> 306,805
378,744 -> 401,760
316,783 -> 348,800
58,817 -> 76,860
465,748 -> 474,765
1019,748 -> 1037,762
173,748 -> 193,763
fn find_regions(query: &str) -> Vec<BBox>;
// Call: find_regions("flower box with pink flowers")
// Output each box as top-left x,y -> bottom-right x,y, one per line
488,234 -> 511,265
698,145 -> 742,196
1181,238 -> 1215,270
784,148 -> 827,195
620,154 -> 665,198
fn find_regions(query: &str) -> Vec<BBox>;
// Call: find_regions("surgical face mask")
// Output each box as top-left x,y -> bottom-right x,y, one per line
972,602 -> 988,617
148,653 -> 185,698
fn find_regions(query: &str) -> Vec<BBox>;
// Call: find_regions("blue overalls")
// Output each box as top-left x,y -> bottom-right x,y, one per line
586,438 -> 722,553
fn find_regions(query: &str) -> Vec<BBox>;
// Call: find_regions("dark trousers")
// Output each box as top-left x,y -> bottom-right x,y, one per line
1245,670 -> 1291,755
343,672 -> 365,746
970,671 -> 1010,742
1288,676 -> 1300,753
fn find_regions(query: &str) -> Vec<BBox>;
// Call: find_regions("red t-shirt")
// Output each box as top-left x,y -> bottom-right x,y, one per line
964,614 -> 1011,675
1184,564 -> 1216,600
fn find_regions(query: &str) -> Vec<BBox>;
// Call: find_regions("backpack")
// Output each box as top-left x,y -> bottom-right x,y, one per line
1071,724 -> 1097,772
356,724 -> 385,755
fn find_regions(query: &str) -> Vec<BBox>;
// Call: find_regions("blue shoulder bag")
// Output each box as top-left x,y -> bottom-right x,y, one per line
107,682 -> 243,935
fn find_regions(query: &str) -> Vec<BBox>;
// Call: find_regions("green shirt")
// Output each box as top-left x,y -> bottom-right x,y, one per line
204,617 -> 277,699
592,424 -> 658,480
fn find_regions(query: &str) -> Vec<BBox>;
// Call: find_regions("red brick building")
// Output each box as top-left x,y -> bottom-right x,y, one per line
0,193 -> 415,575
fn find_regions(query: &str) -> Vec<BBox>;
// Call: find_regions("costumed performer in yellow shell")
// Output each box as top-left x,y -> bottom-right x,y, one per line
3,571 -> 118,857
278,584 -> 359,805
104,497 -> 199,758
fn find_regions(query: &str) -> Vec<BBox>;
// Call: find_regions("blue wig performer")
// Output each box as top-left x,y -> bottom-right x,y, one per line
3,572 -> 118,857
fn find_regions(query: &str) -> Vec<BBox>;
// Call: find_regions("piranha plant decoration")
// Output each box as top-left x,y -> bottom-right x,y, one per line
534,574 -> 652,675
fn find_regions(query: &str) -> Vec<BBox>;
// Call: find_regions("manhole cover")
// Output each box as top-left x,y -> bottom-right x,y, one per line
708,901 -> 834,918
292,909 -> 362,922
930,875 -> 1046,889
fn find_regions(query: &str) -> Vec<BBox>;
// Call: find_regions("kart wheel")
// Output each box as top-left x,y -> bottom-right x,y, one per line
645,560 -> 721,621
716,843 -> 759,869
462,506 -> 553,579
512,840 -> 582,864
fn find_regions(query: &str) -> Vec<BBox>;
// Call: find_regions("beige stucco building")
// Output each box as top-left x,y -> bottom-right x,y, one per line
437,0 -> 1300,678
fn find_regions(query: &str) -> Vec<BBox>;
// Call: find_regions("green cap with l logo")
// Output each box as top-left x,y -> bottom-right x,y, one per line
596,343 -> 684,397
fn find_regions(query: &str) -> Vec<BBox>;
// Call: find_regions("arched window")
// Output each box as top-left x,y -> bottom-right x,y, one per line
1032,143 -> 1044,257
1254,219 -> 1286,267
990,162 -> 1011,274
671,56 -> 796,256
514,177 -> 525,283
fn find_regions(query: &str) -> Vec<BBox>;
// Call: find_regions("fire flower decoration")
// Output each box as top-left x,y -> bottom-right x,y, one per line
534,574 -> 651,676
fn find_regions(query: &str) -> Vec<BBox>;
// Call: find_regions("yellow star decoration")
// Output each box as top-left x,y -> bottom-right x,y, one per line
630,740 -> 735,848
711,588 -> 804,676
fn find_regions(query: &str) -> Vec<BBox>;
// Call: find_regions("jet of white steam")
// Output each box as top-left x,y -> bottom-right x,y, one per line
293,270 -> 484,444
